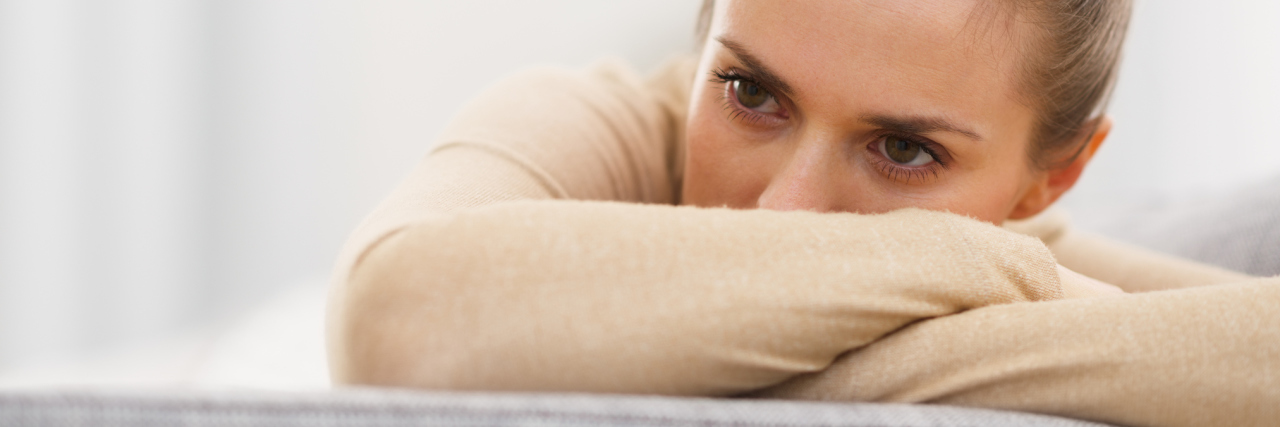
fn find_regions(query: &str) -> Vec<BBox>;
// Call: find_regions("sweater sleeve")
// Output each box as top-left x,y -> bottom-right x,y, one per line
1005,210 -> 1253,292
325,58 -> 1069,394
751,276 -> 1280,427
328,57 -> 694,294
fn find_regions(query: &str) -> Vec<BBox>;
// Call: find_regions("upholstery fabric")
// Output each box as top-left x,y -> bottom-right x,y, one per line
1084,175 -> 1280,276
0,388 -> 1116,427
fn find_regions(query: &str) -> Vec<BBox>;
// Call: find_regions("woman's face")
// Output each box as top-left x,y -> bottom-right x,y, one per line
681,0 -> 1053,224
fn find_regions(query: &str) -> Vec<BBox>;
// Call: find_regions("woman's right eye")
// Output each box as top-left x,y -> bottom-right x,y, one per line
729,79 -> 781,114
880,136 -> 936,166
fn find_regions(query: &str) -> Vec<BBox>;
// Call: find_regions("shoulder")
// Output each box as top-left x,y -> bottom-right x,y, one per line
435,55 -> 699,204
441,55 -> 697,135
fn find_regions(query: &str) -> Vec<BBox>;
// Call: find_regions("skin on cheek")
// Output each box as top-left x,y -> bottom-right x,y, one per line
682,100 -> 765,206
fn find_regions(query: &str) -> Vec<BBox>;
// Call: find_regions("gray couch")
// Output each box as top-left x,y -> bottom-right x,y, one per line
4,181 -> 1277,427
2,388 -> 1114,427
1077,175 -> 1280,277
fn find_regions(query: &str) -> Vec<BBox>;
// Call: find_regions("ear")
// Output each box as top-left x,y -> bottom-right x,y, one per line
1008,115 -> 1112,220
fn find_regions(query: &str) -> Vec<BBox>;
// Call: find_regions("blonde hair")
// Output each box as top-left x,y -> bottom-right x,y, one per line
694,0 -> 1133,170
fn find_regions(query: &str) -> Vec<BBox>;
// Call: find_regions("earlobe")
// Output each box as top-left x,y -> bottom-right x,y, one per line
1007,115 -> 1113,220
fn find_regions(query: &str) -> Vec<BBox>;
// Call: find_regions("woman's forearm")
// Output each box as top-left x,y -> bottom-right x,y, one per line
1049,230 -> 1252,292
1005,210 -> 1253,292
329,201 -> 1070,395
752,276 -> 1280,427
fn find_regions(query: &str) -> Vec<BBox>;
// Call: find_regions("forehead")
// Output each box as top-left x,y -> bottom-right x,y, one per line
713,0 -> 1031,133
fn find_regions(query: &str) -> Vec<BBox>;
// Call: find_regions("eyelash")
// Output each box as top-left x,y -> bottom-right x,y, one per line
709,68 -> 782,126
709,67 -> 950,185
869,133 -> 949,184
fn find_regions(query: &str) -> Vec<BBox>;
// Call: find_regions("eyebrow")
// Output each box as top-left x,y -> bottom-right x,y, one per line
717,36 -> 983,142
715,36 -> 795,98
862,114 -> 984,141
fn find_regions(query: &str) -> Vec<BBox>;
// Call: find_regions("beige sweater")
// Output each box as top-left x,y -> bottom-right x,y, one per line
328,56 -> 1278,427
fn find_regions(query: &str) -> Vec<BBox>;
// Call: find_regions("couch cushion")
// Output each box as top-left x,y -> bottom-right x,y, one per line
1076,175 -> 1280,276
0,388 -> 1114,427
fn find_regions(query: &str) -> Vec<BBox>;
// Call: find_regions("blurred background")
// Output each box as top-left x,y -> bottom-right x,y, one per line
0,0 -> 1277,388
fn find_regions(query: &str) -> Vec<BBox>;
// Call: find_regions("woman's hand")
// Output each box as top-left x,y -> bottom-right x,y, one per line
1057,264 -> 1125,298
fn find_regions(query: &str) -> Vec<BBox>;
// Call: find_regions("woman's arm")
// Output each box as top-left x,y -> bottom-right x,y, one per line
751,276 -> 1280,427
329,200 -> 1068,395
1049,230 -> 1252,291
1005,211 -> 1253,292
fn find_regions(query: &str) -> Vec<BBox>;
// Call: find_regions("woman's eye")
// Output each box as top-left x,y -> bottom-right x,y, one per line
731,80 -> 780,114
880,136 -> 935,166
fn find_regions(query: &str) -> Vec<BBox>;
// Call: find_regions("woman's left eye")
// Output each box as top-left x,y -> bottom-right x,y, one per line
879,136 -> 936,166
730,80 -> 781,114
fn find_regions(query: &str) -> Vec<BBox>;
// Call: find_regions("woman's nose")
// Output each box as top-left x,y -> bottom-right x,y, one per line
756,143 -> 841,212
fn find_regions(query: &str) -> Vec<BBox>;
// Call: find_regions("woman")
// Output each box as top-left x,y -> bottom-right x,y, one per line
328,1 -> 1278,426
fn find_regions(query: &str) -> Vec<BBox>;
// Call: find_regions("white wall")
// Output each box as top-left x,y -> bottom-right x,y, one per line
0,0 -> 699,374
0,0 -> 213,370
1,0 -> 1278,375
1064,0 -> 1280,214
